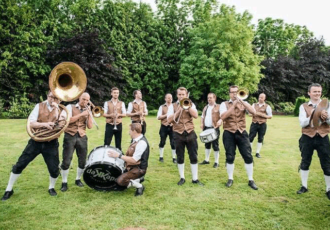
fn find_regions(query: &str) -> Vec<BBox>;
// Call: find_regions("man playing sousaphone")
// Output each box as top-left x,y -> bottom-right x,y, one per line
127,90 -> 148,135
2,91 -> 64,200
220,85 -> 258,190
200,93 -> 222,168
107,123 -> 149,196
103,87 -> 126,151
59,92 -> 93,192
297,83 -> 330,200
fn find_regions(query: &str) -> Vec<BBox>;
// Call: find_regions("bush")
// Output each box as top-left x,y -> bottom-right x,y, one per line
8,94 -> 35,119
266,101 -> 275,110
294,96 -> 309,116
277,102 -> 295,114
248,96 -> 258,105
148,109 -> 158,116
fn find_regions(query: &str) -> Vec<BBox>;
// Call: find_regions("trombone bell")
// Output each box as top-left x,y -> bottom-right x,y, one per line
92,106 -> 104,118
180,98 -> 192,110
237,88 -> 249,100
49,62 -> 87,102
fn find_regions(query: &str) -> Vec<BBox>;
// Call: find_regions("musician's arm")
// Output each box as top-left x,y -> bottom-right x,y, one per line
157,106 -> 166,120
126,102 -> 139,117
143,102 -> 148,116
29,103 -> 56,129
102,102 -> 113,118
188,104 -> 198,119
299,104 -> 310,128
220,102 -> 234,120
118,103 -> 126,118
264,106 -> 273,119
241,101 -> 256,116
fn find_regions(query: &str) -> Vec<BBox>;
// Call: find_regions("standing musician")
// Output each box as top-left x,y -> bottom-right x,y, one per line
297,83 -> 330,200
59,92 -> 93,192
127,90 -> 148,135
107,123 -> 149,196
103,87 -> 126,150
200,93 -> 222,168
157,93 -> 177,163
249,93 -> 272,158
220,85 -> 258,190
2,91 -> 62,200
168,87 -> 204,186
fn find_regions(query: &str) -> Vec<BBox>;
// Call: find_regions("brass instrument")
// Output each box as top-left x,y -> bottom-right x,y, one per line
237,88 -> 249,101
174,92 -> 192,123
113,109 -> 118,130
27,62 -> 87,142
86,101 -> 102,130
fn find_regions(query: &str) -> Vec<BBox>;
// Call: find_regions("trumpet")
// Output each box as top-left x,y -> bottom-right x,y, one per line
237,88 -> 249,101
113,109 -> 118,130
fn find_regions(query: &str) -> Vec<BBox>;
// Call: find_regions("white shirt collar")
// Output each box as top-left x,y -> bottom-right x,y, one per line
133,99 -> 143,104
308,100 -> 321,106
256,102 -> 265,106
133,134 -> 144,142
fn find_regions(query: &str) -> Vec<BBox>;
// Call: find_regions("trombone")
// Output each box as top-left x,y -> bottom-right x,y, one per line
86,101 -> 104,130
174,93 -> 192,123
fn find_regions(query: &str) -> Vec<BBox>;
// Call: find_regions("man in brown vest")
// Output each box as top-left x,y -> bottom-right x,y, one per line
103,87 -> 126,150
157,93 -> 176,163
220,85 -> 258,190
249,93 -> 272,158
297,83 -> 330,200
108,123 -> 149,196
59,92 -> 93,192
127,90 -> 148,135
200,93 -> 222,168
168,87 -> 204,186
2,91 -> 62,200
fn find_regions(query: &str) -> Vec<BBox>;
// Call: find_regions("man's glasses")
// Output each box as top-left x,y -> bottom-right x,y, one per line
48,95 -> 58,100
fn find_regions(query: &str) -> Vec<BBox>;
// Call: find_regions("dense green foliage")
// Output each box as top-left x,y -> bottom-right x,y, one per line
294,96 -> 309,117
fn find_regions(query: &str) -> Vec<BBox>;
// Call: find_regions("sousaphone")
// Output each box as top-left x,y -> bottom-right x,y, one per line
27,62 -> 87,142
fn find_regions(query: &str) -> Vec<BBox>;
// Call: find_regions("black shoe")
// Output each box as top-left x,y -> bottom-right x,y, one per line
248,180 -> 258,190
173,158 -> 177,164
326,190 -> 330,200
48,188 -> 57,196
159,157 -> 164,162
226,179 -> 233,187
60,183 -> 68,192
297,186 -> 308,194
1,190 -> 14,201
177,178 -> 186,186
192,180 -> 204,186
135,185 -> 145,196
199,160 -> 210,165
256,153 -> 261,158
75,179 -> 84,187
213,163 -> 219,168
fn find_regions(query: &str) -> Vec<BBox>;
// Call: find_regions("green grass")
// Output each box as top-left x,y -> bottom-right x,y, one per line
0,116 -> 329,229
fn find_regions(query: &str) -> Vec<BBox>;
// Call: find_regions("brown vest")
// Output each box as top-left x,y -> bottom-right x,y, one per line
252,103 -> 269,124
222,101 -> 246,133
172,102 -> 195,134
202,104 -> 220,128
160,104 -> 172,126
125,141 -> 140,170
106,100 -> 123,125
65,105 -> 88,137
301,103 -> 330,137
37,102 -> 58,123
131,101 -> 146,122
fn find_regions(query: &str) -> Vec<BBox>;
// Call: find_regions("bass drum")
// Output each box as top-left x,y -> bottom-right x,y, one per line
83,145 -> 125,191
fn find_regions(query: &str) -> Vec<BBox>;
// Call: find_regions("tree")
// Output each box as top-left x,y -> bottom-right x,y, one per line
253,17 -> 314,59
179,4 -> 263,104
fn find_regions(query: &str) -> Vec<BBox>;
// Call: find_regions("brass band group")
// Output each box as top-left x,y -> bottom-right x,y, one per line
2,67 -> 330,201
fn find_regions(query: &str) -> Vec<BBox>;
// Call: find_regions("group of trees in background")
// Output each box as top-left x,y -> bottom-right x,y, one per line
1,0 -> 330,117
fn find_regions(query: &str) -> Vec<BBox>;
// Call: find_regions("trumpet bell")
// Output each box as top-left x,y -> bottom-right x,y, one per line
92,106 -> 104,118
49,62 -> 87,102
237,88 -> 249,100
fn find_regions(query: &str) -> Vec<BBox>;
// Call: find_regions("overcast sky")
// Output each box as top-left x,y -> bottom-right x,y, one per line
134,0 -> 329,45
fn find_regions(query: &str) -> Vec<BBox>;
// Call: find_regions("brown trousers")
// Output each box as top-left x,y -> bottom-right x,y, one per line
116,167 -> 146,187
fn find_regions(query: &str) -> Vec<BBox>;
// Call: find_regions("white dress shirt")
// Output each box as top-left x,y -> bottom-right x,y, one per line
131,134 -> 148,162
201,104 -> 221,127
157,103 -> 173,119
299,100 -> 330,128
219,99 -> 255,116
29,101 -> 57,122
127,100 -> 148,114
103,100 -> 126,114
166,101 -> 197,119
252,103 -> 273,117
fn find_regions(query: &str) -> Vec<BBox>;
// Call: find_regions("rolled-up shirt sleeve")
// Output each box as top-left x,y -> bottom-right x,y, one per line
132,140 -> 147,162
121,102 -> 126,114
127,102 -> 133,113
157,106 -> 163,119
167,104 -> 174,119
266,105 -> 273,117
144,102 -> 148,114
299,104 -> 310,128
219,102 -> 227,116
29,104 -> 39,122
104,102 -> 108,114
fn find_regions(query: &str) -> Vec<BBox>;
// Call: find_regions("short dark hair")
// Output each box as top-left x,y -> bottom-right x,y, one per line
133,89 -> 141,97
208,92 -> 216,99
308,83 -> 322,92
177,87 -> 188,94
229,85 -> 238,92
111,87 -> 119,92
130,123 -> 142,133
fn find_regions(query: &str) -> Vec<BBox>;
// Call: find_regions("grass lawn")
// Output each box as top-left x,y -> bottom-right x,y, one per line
0,116 -> 329,229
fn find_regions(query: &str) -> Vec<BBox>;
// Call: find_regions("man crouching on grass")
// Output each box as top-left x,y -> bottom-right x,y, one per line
108,123 -> 149,196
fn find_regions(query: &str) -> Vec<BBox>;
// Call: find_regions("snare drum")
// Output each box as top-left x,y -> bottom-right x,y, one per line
199,128 -> 218,143
83,145 -> 125,191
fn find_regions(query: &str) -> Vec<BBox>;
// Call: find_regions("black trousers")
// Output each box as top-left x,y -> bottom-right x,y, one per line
12,139 -> 60,178
132,121 -> 146,135
223,130 -> 253,164
61,133 -> 88,170
204,127 -> 220,151
173,131 -> 198,164
299,134 -> 330,176
104,123 -> 123,151
159,124 -> 175,150
249,122 -> 267,143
